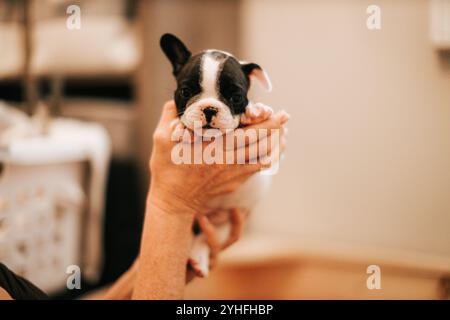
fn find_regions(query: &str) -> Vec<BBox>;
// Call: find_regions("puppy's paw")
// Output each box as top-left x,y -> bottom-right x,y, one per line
240,102 -> 274,126
188,258 -> 208,278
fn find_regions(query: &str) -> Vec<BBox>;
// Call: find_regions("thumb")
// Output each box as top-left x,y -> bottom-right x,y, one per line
158,100 -> 178,128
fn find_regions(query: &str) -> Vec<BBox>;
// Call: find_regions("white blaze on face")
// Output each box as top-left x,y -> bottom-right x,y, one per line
181,51 -> 241,132
201,53 -> 221,98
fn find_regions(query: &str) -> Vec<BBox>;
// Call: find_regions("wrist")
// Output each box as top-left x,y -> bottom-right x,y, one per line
147,185 -> 198,218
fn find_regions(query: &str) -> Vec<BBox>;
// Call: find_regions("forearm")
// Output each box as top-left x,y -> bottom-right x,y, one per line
132,187 -> 195,300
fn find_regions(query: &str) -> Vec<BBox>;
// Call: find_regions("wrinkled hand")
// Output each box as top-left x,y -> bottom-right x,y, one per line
148,100 -> 289,216
185,208 -> 246,281
199,208 -> 246,267
105,101 -> 289,295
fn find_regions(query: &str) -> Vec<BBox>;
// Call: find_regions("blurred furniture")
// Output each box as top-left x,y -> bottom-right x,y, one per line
0,0 -> 139,160
61,99 -> 136,159
0,0 -> 140,79
0,0 -> 143,295
185,235 -> 450,299
0,118 -> 110,294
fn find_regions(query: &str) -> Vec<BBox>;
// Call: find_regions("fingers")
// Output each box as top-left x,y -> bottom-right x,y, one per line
195,209 -> 248,275
208,209 -> 231,225
217,134 -> 286,192
257,129 -> 287,168
174,110 -> 289,166
180,110 -> 290,148
197,209 -> 246,270
228,126 -> 285,165
232,110 -> 290,148
153,101 -> 180,145
208,133 -> 286,196
209,254 -> 218,271
197,216 -> 221,257
221,208 -> 245,250
180,126 -> 284,167
245,110 -> 290,131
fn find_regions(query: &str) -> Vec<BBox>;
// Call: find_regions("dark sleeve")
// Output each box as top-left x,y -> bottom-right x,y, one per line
0,263 -> 48,300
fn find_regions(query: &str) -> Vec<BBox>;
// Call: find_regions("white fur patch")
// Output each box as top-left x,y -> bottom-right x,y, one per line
201,53 -> 222,98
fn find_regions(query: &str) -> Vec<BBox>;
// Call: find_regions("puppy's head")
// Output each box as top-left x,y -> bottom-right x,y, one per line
160,33 -> 271,131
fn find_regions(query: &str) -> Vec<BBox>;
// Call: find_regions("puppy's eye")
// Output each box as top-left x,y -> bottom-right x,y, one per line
180,87 -> 192,99
231,93 -> 243,104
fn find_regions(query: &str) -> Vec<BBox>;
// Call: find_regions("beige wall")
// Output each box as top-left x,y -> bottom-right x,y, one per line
240,0 -> 450,256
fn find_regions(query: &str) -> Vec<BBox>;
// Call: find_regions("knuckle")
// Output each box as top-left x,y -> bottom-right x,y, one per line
224,184 -> 238,194
152,130 -> 165,144
224,186 -> 235,194
163,101 -> 174,111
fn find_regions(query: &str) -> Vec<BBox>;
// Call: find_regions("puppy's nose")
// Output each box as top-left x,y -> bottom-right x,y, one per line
203,107 -> 218,123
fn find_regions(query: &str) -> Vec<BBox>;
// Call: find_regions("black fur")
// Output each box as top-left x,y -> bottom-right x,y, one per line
160,33 -> 192,76
173,53 -> 203,115
218,57 -> 250,115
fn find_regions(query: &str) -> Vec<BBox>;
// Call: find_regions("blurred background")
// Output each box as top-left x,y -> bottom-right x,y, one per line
0,0 -> 449,299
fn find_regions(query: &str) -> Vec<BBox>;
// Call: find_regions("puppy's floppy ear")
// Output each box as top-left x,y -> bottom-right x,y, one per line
241,62 -> 272,92
160,33 -> 192,76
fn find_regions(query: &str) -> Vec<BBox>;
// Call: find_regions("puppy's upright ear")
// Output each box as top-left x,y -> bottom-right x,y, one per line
160,33 -> 192,76
241,62 -> 272,92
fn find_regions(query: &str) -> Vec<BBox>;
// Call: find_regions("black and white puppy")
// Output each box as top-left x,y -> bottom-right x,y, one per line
160,33 -> 274,277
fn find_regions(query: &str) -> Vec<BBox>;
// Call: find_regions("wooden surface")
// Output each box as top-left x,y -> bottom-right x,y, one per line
185,235 -> 450,299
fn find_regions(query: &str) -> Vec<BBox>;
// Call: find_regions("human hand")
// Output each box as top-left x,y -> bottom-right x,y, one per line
185,208 -> 246,281
148,101 -> 289,217
199,208 -> 246,267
